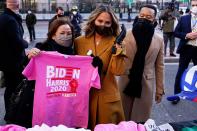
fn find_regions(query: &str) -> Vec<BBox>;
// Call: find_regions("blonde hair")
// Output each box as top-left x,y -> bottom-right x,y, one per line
84,5 -> 119,37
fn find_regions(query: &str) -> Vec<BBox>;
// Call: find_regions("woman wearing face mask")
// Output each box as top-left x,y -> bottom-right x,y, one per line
28,18 -> 74,58
74,5 -> 126,130
8,18 -> 73,128
19,18 -> 74,127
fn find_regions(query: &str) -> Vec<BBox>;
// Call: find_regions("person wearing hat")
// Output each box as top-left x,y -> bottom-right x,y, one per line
0,0 -> 28,123
70,6 -> 83,38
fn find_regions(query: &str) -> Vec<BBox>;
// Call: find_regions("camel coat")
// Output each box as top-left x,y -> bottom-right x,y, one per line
118,30 -> 165,122
74,35 -> 125,130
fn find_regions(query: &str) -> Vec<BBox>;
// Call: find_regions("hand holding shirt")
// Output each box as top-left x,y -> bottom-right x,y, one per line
23,51 -> 101,128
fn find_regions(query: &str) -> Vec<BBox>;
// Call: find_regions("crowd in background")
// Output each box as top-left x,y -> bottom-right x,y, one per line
0,0 -> 197,130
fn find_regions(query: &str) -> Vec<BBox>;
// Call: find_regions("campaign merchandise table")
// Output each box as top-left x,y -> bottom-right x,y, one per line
4,54 -> 197,131
1,119 -> 197,131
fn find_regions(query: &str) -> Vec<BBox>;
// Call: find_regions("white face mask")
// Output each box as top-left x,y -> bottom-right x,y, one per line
28,10 -> 31,14
73,11 -> 77,15
54,35 -> 72,47
191,6 -> 197,14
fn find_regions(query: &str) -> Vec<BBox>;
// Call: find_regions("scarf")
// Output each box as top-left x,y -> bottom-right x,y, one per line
36,39 -> 74,55
123,18 -> 155,98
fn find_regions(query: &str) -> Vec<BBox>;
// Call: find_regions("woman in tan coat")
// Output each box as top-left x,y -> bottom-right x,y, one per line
74,5 -> 126,130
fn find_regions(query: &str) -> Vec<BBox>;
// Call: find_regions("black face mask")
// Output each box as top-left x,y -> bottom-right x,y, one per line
57,14 -> 64,17
133,17 -> 155,34
95,25 -> 112,36
132,17 -> 155,48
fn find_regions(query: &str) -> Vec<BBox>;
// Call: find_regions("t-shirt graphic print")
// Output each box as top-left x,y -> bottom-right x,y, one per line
23,51 -> 100,128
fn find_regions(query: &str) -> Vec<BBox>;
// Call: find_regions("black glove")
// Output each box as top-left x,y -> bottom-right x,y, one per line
91,56 -> 103,77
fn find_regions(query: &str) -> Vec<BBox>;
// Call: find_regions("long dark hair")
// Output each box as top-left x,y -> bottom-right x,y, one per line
47,17 -> 74,43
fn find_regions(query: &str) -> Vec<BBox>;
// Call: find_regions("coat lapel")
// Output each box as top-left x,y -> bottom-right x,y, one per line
95,36 -> 114,56
189,15 -> 191,31
84,36 -> 114,56
145,35 -> 155,58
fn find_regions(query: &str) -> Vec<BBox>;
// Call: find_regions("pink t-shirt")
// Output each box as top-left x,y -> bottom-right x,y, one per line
94,121 -> 146,131
23,51 -> 100,128
0,124 -> 26,131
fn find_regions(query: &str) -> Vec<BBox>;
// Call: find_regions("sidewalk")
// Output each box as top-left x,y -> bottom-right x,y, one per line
165,56 -> 179,63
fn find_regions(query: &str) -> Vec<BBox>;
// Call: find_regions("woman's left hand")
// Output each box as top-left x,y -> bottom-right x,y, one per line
27,48 -> 41,59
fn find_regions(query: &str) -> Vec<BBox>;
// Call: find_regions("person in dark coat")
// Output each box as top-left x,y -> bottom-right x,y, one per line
0,0 -> 28,123
170,0 -> 197,104
48,7 -> 66,30
26,9 -> 37,41
70,6 -> 83,38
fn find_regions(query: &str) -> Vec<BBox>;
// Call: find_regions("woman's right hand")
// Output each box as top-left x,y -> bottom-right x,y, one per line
27,48 -> 41,59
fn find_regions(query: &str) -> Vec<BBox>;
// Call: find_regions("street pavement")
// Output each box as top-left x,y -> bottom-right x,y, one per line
1,21 -> 197,126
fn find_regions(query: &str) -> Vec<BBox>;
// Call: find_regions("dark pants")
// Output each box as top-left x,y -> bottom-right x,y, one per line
4,70 -> 24,121
27,26 -> 35,41
174,45 -> 197,94
163,32 -> 175,55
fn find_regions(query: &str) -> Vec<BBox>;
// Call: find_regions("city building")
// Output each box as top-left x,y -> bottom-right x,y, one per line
0,0 -> 190,14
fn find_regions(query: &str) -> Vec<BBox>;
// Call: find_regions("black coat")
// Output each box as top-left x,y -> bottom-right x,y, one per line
70,12 -> 82,35
0,8 -> 28,72
25,13 -> 37,27
174,15 -> 192,54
